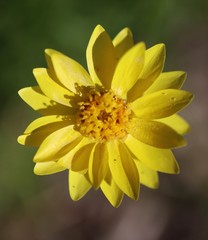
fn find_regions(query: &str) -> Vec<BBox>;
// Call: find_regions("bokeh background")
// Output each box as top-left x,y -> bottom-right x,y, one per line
0,0 -> 208,239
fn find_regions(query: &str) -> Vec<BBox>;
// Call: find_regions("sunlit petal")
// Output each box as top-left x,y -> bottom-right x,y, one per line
131,89 -> 194,119
86,25 -> 117,89
107,140 -> 139,199
34,126 -> 81,162
113,27 -> 134,60
135,160 -> 159,189
18,116 -> 72,146
33,68 -> 75,107
129,118 -> 186,148
88,143 -> 108,189
69,171 -> 91,201
111,42 -> 145,98
128,44 -> 165,101
144,71 -> 186,95
101,171 -> 124,208
57,137 -> 94,169
34,162 -> 66,175
156,114 -> 190,135
71,143 -> 95,172
18,86 -> 70,115
125,135 -> 179,174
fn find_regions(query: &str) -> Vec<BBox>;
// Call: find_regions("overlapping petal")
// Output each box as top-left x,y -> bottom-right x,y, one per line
57,137 -> 93,169
156,114 -> 190,135
111,42 -> 145,98
125,135 -> 179,173
69,171 -> 91,201
33,68 -> 75,107
34,162 -> 66,175
129,118 -> 186,148
144,71 -> 186,95
113,27 -> 134,60
46,49 -> 94,93
107,140 -> 140,199
71,143 -> 95,172
135,160 -> 159,189
88,143 -> 108,189
86,25 -> 117,89
18,86 -> 70,115
131,89 -> 193,119
128,44 -> 166,101
100,171 -> 124,207
18,115 -> 73,146
34,125 -> 82,162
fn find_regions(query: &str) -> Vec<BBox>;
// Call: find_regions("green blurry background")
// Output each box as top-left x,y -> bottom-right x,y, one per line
0,0 -> 208,239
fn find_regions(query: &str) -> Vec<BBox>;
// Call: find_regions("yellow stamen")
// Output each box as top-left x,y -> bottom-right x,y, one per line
76,90 -> 131,142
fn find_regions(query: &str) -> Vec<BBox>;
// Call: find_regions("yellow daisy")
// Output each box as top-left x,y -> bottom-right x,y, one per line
18,25 -> 193,207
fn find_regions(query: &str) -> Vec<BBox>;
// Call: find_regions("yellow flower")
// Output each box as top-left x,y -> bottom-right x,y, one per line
18,25 -> 193,207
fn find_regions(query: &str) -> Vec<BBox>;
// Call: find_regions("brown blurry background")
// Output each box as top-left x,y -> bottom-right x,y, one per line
0,0 -> 208,239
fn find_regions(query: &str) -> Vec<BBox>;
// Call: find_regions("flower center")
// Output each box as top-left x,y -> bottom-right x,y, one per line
76,90 -> 131,142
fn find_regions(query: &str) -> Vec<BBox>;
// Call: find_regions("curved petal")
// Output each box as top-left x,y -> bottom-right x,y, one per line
18,116 -> 73,146
57,137 -> 94,169
135,160 -> 159,189
71,142 -> 95,172
86,25 -> 117,89
125,135 -> 179,174
34,125 -> 82,162
34,162 -> 66,175
100,171 -> 124,208
111,42 -> 145,98
131,89 -> 194,119
128,44 -> 166,101
113,27 -> 134,60
49,51 -> 94,93
23,115 -> 74,134
18,86 -> 70,115
144,71 -> 186,95
107,140 -> 140,200
129,118 -> 186,148
69,171 -> 91,201
88,143 -> 108,189
156,114 -> 190,135
33,68 -> 75,107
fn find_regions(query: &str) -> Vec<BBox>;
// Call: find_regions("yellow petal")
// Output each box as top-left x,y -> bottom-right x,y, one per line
57,137 -> 93,169
107,140 -> 140,200
144,71 -> 186,95
71,142 -> 95,172
111,42 -> 145,98
18,86 -> 70,115
131,89 -> 194,119
112,27 -> 134,60
33,68 -> 74,107
69,171 -> 91,201
23,115 -> 74,134
88,143 -> 108,189
125,135 -> 179,174
34,125 -> 82,162
100,171 -> 124,208
129,118 -> 186,148
18,116 -> 72,146
34,162 -> 66,175
134,160 -> 159,189
128,44 -> 166,101
86,25 -> 117,89
49,50 -> 94,93
156,114 -> 190,135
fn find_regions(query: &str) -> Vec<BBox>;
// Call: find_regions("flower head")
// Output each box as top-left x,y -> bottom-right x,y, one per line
18,25 -> 193,207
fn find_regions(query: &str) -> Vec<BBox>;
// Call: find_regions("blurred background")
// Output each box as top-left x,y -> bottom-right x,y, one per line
0,0 -> 208,239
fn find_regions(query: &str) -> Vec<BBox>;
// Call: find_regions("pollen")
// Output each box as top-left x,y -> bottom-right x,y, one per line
76,90 -> 131,142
